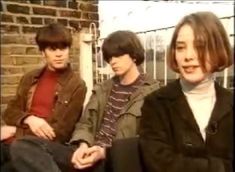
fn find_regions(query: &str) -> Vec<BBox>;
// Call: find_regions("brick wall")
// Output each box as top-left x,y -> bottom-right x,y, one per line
0,0 -> 99,114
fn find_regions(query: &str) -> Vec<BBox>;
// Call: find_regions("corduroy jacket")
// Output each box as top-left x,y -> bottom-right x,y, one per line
3,65 -> 87,143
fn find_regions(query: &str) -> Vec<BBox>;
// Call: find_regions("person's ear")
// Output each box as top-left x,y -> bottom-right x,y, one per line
41,50 -> 46,58
41,51 -> 47,64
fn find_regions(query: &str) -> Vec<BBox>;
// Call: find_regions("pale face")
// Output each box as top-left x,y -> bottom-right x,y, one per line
109,54 -> 137,77
175,24 -> 212,84
42,47 -> 70,71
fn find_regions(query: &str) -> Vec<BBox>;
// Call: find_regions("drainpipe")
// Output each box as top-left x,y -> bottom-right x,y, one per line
79,32 -> 93,106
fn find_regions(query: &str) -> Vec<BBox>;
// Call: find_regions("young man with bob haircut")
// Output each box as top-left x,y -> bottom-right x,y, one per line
1,23 -> 87,172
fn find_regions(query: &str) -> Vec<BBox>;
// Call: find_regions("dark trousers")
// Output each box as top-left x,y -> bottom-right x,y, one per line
1,142 -> 16,172
10,135 -> 107,172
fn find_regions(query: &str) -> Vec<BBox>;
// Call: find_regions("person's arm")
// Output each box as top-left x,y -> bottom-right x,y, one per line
139,95 -> 227,172
3,74 -> 31,127
0,125 -> 16,141
69,85 -> 100,146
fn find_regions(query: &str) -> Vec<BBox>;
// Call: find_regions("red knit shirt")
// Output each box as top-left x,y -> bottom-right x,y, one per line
29,68 -> 59,118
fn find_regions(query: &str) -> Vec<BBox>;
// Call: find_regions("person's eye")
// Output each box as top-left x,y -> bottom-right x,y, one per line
176,46 -> 185,51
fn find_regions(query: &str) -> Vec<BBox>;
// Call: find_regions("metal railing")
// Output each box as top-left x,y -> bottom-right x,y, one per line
93,16 -> 234,89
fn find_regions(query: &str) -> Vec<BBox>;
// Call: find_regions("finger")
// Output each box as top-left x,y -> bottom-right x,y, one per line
71,149 -> 85,164
73,161 -> 93,170
43,126 -> 55,140
35,128 -> 49,140
79,152 -> 97,165
40,127 -> 53,140
86,146 -> 99,155
45,123 -> 55,136
41,124 -> 56,140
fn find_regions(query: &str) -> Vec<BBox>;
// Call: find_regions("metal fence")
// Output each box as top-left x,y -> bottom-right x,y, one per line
92,15 -> 234,89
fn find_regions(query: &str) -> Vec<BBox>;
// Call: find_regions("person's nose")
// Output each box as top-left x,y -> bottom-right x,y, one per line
55,49 -> 63,57
185,47 -> 196,61
109,57 -> 116,65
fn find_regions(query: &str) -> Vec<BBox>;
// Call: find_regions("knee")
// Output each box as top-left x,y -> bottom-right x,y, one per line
10,136 -> 43,157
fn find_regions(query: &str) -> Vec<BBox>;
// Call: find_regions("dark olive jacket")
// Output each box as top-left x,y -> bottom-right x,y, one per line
140,79 -> 233,172
3,66 -> 87,143
70,75 -> 160,145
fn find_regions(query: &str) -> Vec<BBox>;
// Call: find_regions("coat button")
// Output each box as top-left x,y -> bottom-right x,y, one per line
64,100 -> 68,104
185,142 -> 193,147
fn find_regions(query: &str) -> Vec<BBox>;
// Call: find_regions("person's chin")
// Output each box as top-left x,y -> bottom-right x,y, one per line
53,64 -> 67,71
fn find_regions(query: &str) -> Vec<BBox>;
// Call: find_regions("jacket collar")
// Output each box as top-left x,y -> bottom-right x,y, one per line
98,73 -> 159,94
209,82 -> 233,122
31,64 -> 73,86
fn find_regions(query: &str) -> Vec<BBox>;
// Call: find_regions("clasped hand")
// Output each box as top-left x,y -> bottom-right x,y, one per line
71,143 -> 106,169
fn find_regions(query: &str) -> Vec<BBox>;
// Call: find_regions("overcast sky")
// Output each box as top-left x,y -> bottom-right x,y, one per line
98,1 -> 234,38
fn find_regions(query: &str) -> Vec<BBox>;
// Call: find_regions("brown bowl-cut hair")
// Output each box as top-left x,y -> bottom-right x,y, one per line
167,11 -> 232,73
102,30 -> 145,66
36,23 -> 72,51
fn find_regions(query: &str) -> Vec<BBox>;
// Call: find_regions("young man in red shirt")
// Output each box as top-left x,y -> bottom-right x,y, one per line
0,23 -> 87,172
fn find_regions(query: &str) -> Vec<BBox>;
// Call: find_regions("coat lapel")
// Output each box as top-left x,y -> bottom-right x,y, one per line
161,80 -> 202,137
208,83 -> 232,124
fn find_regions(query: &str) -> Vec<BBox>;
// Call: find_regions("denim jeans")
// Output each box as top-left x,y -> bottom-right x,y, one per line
1,142 -> 16,172
10,135 -> 106,172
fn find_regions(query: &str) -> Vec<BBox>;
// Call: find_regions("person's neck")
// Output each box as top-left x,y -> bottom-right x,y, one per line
180,74 -> 214,95
119,65 -> 140,85
46,65 -> 68,74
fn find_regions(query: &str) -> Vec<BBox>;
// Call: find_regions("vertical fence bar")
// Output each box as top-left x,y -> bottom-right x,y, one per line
164,44 -> 168,86
153,31 -> 157,80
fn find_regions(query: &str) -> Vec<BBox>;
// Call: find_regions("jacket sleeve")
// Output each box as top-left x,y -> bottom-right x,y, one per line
3,75 -> 30,127
139,95 -> 227,172
51,80 -> 87,143
69,86 -> 100,145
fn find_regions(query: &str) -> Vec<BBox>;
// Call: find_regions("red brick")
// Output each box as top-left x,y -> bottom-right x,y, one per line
28,0 -> 42,5
26,47 -> 40,54
44,18 -> 56,25
23,65 -> 42,73
16,16 -> 29,24
22,26 -> 40,33
33,7 -> 56,16
60,10 -> 80,18
1,95 -> 14,105
80,20 -> 91,28
1,24 -> 20,34
88,13 -> 98,20
68,2 -> 78,9
11,47 -> 26,55
1,85 -> 18,95
43,0 -> 67,8
69,20 -> 81,30
0,14 -> 14,23
1,66 -> 23,74
57,19 -> 68,26
1,55 -> 14,65
1,46 -> 12,55
7,4 -> 30,14
79,3 -> 98,12
1,75 -> 23,85
31,17 -> 43,25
